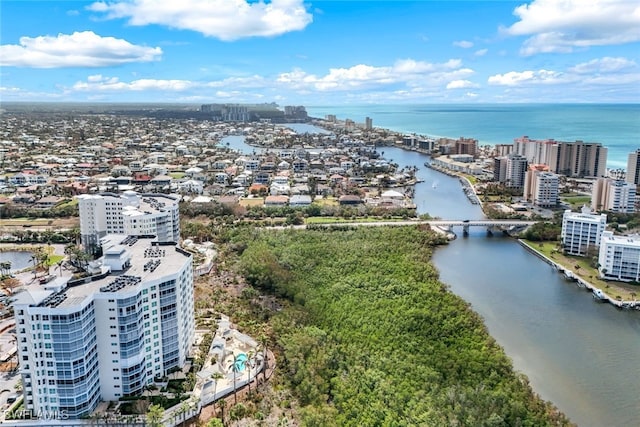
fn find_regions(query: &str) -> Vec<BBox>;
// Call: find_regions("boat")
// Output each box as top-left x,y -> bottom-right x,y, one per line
432,181 -> 438,189
563,270 -> 577,281
592,289 -> 607,301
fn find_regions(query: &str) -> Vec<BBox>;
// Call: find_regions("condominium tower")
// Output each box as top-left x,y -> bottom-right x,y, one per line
598,231 -> 640,282
523,165 -> 559,208
561,207 -> 608,256
77,191 -> 180,251
12,236 -> 195,418
591,178 -> 637,213
513,137 -> 607,178
627,149 -> 640,186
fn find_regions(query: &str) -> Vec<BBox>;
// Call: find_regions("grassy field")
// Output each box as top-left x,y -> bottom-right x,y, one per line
560,193 -> 591,210
0,217 -> 79,229
521,240 -> 639,301
238,197 -> 265,207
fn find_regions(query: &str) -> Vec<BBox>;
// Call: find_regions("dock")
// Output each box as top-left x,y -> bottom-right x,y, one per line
518,240 -> 640,310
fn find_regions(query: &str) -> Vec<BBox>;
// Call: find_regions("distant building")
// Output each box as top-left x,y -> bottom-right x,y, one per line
627,149 -> 640,185
513,136 -> 556,165
598,231 -> 640,282
365,117 -> 373,130
561,207 -> 607,256
523,165 -> 559,208
12,235 -> 194,418
77,191 -> 180,252
326,114 -> 337,122
513,136 -> 608,178
494,144 -> 513,157
454,137 -> 478,157
591,178 -> 636,213
505,154 -> 528,188
284,106 -> 308,121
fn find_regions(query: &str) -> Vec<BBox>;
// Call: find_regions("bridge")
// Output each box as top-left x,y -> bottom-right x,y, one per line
299,219 -> 537,236
424,220 -> 537,235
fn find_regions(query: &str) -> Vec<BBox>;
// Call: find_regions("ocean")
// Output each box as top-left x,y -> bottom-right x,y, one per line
306,104 -> 640,170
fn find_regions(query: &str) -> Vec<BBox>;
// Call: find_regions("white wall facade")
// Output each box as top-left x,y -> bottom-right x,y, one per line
599,231 -> 640,282
561,209 -> 608,256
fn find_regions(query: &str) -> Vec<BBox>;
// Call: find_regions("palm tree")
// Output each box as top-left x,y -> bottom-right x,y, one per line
178,401 -> 189,427
228,354 -> 241,404
211,371 -> 224,413
146,404 -> 164,427
246,350 -> 255,394
218,399 -> 227,425
259,333 -> 269,385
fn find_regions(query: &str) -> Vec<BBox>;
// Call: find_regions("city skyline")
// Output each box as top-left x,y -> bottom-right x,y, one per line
1,0 -> 639,104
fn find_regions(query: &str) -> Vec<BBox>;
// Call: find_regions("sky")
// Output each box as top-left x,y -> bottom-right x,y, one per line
1,0 -> 639,105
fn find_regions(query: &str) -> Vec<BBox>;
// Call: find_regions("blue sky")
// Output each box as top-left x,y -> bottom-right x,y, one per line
1,0 -> 639,104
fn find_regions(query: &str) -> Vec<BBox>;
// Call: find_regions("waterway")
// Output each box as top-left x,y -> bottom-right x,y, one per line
224,131 -> 640,426
385,146 -> 640,427
0,251 -> 33,272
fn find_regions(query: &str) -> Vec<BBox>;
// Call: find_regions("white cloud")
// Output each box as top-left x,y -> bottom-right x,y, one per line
488,70 -> 567,86
88,0 -> 313,41
73,76 -> 195,91
489,56 -> 640,88
505,0 -> 640,55
453,40 -> 474,48
474,49 -> 488,57
446,80 -> 478,89
0,31 -> 161,68
466,92 -> 479,98
276,59 -> 472,92
569,57 -> 637,74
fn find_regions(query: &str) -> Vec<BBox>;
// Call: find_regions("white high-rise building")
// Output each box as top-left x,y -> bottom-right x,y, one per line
598,231 -> 640,282
626,149 -> 640,186
505,154 -> 528,188
532,171 -> 560,208
561,207 -> 608,256
591,178 -> 636,213
78,192 -> 180,251
12,236 -> 194,418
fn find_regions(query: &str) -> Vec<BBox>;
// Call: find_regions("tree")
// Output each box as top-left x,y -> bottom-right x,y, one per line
178,401 -> 189,427
211,371 -> 224,415
146,404 -> 164,427
246,350 -> 255,394
207,419 -> 224,427
228,354 -> 241,404
218,399 -> 227,425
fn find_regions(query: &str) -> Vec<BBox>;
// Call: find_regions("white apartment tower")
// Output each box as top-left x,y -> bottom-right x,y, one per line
547,140 -> 607,178
561,207 -> 608,256
12,236 -> 194,418
627,149 -> 640,186
78,192 -> 180,251
505,154 -> 528,188
598,231 -> 640,282
524,171 -> 559,208
513,137 -> 608,178
513,136 -> 555,165
591,178 -> 637,213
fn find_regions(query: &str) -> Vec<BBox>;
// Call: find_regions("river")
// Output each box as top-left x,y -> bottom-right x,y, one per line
385,146 -> 640,427
223,133 -> 640,426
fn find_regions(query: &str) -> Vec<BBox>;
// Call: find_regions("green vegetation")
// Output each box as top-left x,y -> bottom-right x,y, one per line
560,193 -> 591,210
521,240 -> 639,301
233,226 -> 571,426
521,221 -> 561,241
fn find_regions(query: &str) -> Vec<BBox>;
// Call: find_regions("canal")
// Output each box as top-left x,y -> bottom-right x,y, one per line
224,133 -> 640,426
386,146 -> 640,427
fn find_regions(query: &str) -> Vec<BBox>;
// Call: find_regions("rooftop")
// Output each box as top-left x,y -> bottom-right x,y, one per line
15,236 -> 191,309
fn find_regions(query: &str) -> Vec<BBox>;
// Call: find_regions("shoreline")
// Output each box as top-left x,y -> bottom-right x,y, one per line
518,240 -> 640,310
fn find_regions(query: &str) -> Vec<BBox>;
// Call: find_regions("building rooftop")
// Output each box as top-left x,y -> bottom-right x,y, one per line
15,236 -> 191,309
